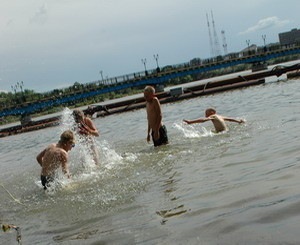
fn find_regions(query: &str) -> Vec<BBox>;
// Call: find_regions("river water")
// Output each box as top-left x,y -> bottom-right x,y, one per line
1,77 -> 300,244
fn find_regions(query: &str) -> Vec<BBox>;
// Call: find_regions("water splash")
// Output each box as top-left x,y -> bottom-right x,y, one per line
99,140 -> 124,170
59,107 -> 74,133
56,107 -> 139,193
173,122 -> 215,138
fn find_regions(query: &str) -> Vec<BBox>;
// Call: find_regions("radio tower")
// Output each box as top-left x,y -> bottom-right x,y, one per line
206,12 -> 214,57
211,10 -> 221,56
221,30 -> 228,55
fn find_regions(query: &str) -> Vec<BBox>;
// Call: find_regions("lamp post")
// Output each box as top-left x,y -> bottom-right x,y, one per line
246,39 -> 250,55
19,81 -> 26,102
262,35 -> 266,46
153,54 -> 160,73
153,54 -> 159,67
141,58 -> 148,76
262,35 -> 267,52
99,70 -> 103,80
99,70 -> 104,85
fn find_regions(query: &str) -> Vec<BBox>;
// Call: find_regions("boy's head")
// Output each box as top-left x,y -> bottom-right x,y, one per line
73,109 -> 84,123
59,130 -> 76,150
144,86 -> 155,102
205,108 -> 216,117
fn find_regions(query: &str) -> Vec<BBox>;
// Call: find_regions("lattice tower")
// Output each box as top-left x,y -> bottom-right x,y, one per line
211,10 -> 221,56
206,12 -> 214,57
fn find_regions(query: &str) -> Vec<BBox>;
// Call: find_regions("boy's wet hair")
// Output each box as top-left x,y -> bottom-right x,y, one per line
60,130 -> 75,144
206,107 -> 216,114
72,109 -> 84,123
144,86 -> 155,94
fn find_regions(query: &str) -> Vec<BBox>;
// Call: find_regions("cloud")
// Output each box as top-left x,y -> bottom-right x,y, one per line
30,3 -> 48,24
239,16 -> 290,35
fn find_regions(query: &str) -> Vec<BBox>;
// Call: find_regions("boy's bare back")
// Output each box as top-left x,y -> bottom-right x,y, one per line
38,143 -> 68,176
208,114 -> 228,132
183,107 -> 244,133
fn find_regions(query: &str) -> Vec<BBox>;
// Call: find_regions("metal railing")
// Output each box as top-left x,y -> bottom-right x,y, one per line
1,43 -> 300,117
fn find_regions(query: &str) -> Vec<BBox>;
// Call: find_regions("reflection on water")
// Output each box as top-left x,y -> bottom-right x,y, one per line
1,79 -> 300,244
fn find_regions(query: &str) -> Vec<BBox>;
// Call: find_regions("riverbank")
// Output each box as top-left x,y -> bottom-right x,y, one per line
0,60 -> 299,138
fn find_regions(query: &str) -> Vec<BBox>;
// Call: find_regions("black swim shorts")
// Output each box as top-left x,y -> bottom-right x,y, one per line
152,125 -> 169,147
41,175 -> 54,190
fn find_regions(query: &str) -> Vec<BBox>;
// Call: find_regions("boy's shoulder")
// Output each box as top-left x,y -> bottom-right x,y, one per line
152,97 -> 160,104
45,143 -> 56,151
209,114 -> 221,120
147,97 -> 159,104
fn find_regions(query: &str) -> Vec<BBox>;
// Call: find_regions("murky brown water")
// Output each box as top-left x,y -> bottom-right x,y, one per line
1,78 -> 300,244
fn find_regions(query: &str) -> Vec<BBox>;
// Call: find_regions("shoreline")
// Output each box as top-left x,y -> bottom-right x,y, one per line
1,61 -> 299,138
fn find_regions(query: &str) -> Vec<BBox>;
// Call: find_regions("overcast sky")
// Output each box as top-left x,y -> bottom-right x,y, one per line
0,0 -> 299,93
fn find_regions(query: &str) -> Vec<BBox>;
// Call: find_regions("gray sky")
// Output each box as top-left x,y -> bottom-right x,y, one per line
0,0 -> 299,93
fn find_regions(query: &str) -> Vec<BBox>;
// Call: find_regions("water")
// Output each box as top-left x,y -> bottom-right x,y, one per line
1,78 -> 300,244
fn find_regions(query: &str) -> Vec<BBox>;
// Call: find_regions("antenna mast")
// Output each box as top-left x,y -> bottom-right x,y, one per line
211,10 -> 221,56
206,12 -> 214,57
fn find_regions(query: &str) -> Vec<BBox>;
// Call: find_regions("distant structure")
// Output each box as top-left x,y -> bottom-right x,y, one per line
206,12 -> 214,57
221,30 -> 228,55
279,28 -> 300,45
211,11 -> 221,57
206,11 -> 221,57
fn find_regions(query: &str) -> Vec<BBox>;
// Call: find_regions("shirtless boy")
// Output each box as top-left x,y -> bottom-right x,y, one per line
36,130 -> 75,190
144,86 -> 168,147
72,109 -> 100,165
183,107 -> 244,133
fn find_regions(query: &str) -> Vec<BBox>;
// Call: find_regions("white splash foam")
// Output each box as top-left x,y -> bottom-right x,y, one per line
173,122 -> 215,138
55,108 -> 140,193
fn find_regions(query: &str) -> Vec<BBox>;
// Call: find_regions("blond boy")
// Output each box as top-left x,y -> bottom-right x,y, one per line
36,130 -> 75,189
184,107 -> 244,133
73,109 -> 100,165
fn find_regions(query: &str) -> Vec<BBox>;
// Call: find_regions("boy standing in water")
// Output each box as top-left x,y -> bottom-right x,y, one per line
144,86 -> 169,147
183,107 -> 244,133
36,130 -> 75,190
72,109 -> 100,165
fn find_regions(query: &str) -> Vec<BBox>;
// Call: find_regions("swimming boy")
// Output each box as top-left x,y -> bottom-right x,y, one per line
72,109 -> 100,165
36,130 -> 75,190
144,86 -> 169,147
183,107 -> 244,133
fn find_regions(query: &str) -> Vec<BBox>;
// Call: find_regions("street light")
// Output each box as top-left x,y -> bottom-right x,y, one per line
99,70 -> 104,85
262,35 -> 266,46
246,39 -> 250,55
141,58 -> 148,76
262,34 -> 267,52
153,54 -> 160,73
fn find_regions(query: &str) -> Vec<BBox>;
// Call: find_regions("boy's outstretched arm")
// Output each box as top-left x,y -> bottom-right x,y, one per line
183,118 -> 211,124
223,117 -> 245,124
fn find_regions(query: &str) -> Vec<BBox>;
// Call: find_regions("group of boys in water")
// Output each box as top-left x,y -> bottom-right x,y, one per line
37,86 -> 245,190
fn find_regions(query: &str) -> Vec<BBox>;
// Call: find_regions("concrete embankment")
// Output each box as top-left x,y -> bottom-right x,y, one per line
1,62 -> 300,138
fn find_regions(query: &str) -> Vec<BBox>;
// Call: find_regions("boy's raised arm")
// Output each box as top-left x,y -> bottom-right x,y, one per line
183,118 -> 211,124
223,117 -> 245,123
61,151 -> 71,178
